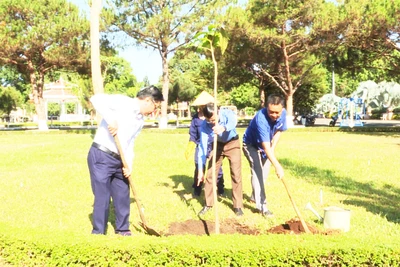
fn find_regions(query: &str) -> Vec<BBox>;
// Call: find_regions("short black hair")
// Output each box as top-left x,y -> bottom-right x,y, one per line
136,85 -> 164,102
266,94 -> 285,107
202,102 -> 215,119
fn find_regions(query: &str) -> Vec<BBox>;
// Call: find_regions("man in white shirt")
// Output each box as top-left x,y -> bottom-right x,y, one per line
87,86 -> 164,236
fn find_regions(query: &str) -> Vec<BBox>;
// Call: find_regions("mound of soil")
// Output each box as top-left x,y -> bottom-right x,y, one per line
166,218 -> 261,236
165,218 -> 339,236
267,218 -> 319,234
267,218 -> 341,235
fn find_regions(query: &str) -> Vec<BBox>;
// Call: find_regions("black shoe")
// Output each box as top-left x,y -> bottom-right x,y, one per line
193,189 -> 201,197
198,206 -> 211,216
234,208 -> 244,216
115,230 -> 132,236
261,210 -> 274,218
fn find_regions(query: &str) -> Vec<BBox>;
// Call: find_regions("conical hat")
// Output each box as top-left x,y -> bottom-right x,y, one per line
191,91 -> 215,106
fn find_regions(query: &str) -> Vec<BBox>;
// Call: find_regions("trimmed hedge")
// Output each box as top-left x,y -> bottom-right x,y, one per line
1,232 -> 399,266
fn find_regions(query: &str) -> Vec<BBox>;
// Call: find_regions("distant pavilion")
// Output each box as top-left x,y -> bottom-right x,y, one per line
43,77 -> 89,122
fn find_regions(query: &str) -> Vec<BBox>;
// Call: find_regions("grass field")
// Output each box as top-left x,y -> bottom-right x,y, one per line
0,128 -> 400,259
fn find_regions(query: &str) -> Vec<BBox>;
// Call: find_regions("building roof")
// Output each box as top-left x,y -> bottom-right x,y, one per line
43,77 -> 78,101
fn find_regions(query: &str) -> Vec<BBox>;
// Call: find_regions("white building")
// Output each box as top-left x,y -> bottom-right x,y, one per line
43,77 -> 90,122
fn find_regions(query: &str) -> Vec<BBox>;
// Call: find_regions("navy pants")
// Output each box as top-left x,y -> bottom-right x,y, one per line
87,146 -> 130,234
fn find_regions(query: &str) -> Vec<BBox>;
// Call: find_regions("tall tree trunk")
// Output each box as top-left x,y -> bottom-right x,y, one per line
159,47 -> 169,129
259,79 -> 266,108
281,40 -> 294,117
90,0 -> 103,126
286,93 -> 294,117
28,61 -> 48,130
90,0 -> 104,95
280,39 -> 295,127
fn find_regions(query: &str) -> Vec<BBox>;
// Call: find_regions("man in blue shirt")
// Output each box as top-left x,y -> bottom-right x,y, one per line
187,106 -> 225,197
242,95 -> 287,217
197,103 -> 244,216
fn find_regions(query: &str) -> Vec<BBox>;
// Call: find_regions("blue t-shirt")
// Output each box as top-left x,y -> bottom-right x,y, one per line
188,113 -> 214,163
197,108 -> 237,169
243,108 -> 287,158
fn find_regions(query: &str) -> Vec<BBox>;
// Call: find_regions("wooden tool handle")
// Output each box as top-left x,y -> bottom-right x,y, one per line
281,178 -> 311,234
114,135 -> 148,228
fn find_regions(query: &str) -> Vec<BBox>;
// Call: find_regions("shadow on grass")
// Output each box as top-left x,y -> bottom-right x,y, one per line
281,158 -> 400,223
167,174 -> 202,215
168,174 -> 239,213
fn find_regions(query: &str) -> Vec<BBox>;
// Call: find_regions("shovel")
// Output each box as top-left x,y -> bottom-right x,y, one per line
281,178 -> 311,234
114,135 -> 161,236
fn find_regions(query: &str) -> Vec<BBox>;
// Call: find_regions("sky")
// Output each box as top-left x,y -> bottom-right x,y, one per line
67,0 -> 248,84
67,0 -> 162,84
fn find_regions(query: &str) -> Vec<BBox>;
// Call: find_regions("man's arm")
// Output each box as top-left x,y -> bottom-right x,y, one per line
271,130 -> 282,151
188,118 -> 198,143
197,130 -> 209,170
261,139 -> 284,179
223,109 -> 237,131
197,123 -> 212,185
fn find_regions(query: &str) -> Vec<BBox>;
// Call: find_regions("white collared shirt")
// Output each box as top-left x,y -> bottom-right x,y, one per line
91,94 -> 144,170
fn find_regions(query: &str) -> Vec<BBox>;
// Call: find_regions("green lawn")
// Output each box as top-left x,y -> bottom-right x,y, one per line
0,129 -> 399,264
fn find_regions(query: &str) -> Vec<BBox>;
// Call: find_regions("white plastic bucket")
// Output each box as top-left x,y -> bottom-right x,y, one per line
323,206 -> 351,232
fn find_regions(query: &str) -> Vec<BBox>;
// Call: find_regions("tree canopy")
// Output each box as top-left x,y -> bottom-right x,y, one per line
105,0 -> 230,128
0,0 -> 90,129
213,0 -> 400,116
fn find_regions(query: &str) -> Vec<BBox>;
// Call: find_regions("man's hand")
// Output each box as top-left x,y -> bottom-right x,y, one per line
197,170 -> 204,186
212,125 -> 225,135
108,121 -> 118,136
122,167 -> 131,178
275,164 -> 284,179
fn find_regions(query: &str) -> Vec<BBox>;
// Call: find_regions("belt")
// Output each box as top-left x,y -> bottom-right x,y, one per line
230,135 -> 239,141
92,142 -> 121,160
218,135 -> 239,144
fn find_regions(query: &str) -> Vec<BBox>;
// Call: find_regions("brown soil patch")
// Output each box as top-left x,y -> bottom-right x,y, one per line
166,218 -> 261,236
267,218 -> 341,235
267,218 -> 319,234
165,218 -> 340,236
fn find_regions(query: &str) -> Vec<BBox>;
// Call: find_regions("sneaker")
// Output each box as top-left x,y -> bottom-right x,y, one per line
198,206 -> 212,216
115,230 -> 132,236
261,210 -> 274,218
234,208 -> 244,216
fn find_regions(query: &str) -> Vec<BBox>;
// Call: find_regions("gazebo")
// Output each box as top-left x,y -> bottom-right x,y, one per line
43,77 -> 89,122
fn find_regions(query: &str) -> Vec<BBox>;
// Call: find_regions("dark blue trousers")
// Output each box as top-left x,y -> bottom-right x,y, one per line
87,146 -> 130,234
